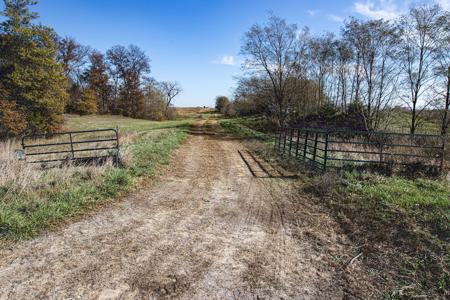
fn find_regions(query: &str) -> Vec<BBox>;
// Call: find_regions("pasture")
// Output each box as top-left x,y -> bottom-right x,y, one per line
0,114 -> 191,240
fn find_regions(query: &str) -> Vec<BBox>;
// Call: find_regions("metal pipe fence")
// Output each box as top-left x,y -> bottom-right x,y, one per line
275,127 -> 446,172
19,128 -> 121,166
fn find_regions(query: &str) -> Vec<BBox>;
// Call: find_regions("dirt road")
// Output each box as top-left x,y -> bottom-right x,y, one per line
0,121 -> 378,299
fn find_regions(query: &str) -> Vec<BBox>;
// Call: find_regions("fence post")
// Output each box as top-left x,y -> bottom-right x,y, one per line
288,128 -> 293,157
323,131 -> 329,171
69,132 -> 75,159
115,126 -> 120,166
379,134 -> 385,165
303,131 -> 309,161
295,129 -> 300,158
283,128 -> 287,154
312,132 -> 318,163
440,134 -> 447,171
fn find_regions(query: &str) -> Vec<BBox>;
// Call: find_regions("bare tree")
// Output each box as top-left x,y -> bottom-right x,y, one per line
398,5 -> 446,134
343,18 -> 400,131
158,81 -> 182,117
57,36 -> 90,86
234,10 -> 448,133
57,36 -> 91,112
234,76 -> 274,117
107,45 -> 150,118
438,66 -> 450,136
142,79 -> 166,120
307,33 -> 336,109
430,10 -> 450,135
240,14 -> 300,125
334,40 -> 353,111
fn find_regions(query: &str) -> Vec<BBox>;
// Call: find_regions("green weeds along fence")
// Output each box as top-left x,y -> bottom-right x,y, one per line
275,127 -> 446,172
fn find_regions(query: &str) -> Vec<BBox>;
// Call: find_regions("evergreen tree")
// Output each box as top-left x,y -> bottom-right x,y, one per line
0,0 -> 68,135
73,88 -> 97,115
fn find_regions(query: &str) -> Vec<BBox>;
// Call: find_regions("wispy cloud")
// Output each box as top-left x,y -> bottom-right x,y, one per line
353,0 -> 403,20
328,14 -> 344,22
307,9 -> 318,16
308,9 -> 344,23
214,55 -> 235,66
436,0 -> 450,10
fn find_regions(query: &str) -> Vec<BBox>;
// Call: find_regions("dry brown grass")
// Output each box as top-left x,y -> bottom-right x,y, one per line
0,114 -> 191,241
175,107 -> 215,118
0,139 -> 114,200
0,139 -> 39,197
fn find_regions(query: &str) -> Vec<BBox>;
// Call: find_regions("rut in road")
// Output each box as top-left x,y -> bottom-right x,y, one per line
0,120 -> 379,299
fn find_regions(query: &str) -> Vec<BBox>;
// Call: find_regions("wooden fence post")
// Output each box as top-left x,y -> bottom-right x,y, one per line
283,128 -> 287,154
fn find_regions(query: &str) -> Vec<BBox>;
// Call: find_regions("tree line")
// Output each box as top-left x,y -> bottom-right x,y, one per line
0,0 -> 182,138
227,4 -> 449,134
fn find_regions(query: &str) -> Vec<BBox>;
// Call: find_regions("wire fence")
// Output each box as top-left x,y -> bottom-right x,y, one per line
275,127 -> 446,173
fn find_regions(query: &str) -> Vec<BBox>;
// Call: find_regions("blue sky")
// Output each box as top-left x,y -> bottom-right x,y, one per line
2,0 -> 448,107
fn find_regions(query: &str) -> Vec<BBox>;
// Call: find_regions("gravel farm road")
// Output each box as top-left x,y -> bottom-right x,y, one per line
0,120 -> 379,299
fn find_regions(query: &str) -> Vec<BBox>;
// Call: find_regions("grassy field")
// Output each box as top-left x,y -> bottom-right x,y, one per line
220,117 -> 450,297
0,114 -> 193,241
220,117 -> 449,238
220,118 -> 272,141
385,110 -> 441,134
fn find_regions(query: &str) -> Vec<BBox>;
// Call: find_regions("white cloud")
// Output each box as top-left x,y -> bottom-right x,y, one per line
353,0 -> 403,20
215,55 -> 235,66
307,9 -> 318,16
436,0 -> 450,10
328,14 -> 344,22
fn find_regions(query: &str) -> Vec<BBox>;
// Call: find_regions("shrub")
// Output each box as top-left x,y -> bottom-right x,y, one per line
0,100 -> 27,138
232,98 -> 258,116
318,101 -> 338,120
144,94 -> 166,121
73,88 -> 98,115
215,96 -> 230,113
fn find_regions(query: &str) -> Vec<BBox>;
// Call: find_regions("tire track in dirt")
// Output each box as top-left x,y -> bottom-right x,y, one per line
0,120 -> 380,299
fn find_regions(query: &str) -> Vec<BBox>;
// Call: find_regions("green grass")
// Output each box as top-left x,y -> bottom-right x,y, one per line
221,116 -> 449,297
339,172 -> 449,240
0,115 -> 191,241
304,171 -> 450,297
219,118 -> 272,141
64,114 -> 192,132
385,111 -> 440,134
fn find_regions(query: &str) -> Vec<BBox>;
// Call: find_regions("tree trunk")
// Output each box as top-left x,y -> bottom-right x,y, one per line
411,97 -> 417,135
441,66 -> 450,136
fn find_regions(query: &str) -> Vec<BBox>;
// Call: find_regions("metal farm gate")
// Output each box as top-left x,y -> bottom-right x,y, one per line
275,127 -> 446,172
18,128 -> 121,166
